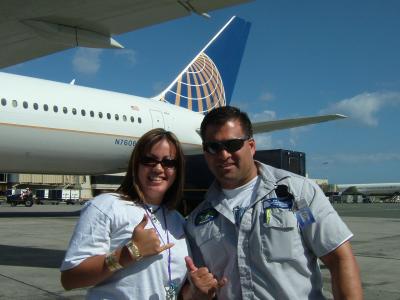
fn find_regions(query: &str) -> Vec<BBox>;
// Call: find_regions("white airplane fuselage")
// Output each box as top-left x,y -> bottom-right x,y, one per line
0,72 -> 204,174
337,183 -> 400,196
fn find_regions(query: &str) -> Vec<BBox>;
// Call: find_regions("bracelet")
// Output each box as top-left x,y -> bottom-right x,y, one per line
125,240 -> 143,261
105,250 -> 123,272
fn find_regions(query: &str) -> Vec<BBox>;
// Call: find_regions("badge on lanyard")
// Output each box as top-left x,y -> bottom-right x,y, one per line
295,198 -> 315,228
165,283 -> 178,300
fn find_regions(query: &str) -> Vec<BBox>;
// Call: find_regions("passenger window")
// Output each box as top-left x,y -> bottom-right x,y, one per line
33,103 -> 39,110
90,111 -> 94,118
98,112 -> 103,119
72,108 -> 77,115
122,115 -> 127,122
12,100 -> 18,107
53,105 -> 58,113
106,113 -> 111,120
81,109 -> 86,116
23,101 -> 28,109
1,98 -> 6,106
130,116 -> 134,123
138,117 -> 142,124
63,107 -> 68,114
115,114 -> 119,121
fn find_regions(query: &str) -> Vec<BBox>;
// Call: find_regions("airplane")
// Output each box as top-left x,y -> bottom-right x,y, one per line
336,183 -> 400,200
0,0 -> 253,68
0,16 -> 345,175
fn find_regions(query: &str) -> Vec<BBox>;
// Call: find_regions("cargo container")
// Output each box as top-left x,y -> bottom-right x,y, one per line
47,189 -> 62,204
64,189 -> 80,204
36,189 -> 49,200
62,189 -> 71,201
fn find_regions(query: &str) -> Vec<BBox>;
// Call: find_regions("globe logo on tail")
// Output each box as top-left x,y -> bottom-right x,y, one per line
160,53 -> 226,113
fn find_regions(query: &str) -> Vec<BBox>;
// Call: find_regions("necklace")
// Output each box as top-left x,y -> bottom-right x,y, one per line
143,205 -> 177,299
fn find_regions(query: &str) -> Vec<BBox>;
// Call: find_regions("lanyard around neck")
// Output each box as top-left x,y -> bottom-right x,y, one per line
143,205 -> 172,289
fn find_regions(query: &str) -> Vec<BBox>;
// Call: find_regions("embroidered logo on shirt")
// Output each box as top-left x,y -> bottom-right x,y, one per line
262,197 -> 293,209
195,208 -> 219,226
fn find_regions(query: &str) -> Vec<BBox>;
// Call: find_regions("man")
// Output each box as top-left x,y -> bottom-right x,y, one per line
185,106 -> 362,299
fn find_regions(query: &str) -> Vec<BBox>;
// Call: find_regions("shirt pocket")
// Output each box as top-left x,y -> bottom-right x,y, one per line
196,227 -> 227,273
260,209 -> 301,261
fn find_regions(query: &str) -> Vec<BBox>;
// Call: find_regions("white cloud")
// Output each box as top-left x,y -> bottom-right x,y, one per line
320,91 -> 400,126
259,91 -> 274,102
72,48 -> 103,75
234,102 -> 250,111
286,126 -> 310,147
250,110 -> 276,122
254,134 -> 273,150
249,111 -> 276,150
311,152 -> 400,165
115,49 -> 136,65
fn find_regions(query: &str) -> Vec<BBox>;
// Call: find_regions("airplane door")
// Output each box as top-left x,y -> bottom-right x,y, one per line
163,111 -> 173,131
150,109 -> 165,128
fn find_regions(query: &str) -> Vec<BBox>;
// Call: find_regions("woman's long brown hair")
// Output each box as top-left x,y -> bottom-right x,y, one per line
116,128 -> 185,210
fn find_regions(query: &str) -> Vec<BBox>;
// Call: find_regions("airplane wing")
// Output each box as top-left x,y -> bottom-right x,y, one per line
252,114 -> 347,134
0,0 -> 251,68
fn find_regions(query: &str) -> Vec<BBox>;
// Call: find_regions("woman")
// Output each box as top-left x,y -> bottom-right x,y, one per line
60,128 -> 189,299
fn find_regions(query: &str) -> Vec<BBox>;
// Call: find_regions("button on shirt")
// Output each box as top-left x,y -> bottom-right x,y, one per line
185,162 -> 353,300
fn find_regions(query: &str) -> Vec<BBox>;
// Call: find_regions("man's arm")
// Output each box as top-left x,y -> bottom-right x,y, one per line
320,241 -> 363,300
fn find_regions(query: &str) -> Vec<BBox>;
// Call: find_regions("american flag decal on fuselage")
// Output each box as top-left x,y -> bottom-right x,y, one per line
159,53 -> 226,113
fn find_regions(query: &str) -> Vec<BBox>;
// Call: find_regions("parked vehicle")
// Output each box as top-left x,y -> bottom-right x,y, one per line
7,192 -> 34,207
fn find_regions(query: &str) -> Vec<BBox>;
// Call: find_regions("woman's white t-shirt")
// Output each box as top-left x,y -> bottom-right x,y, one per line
61,193 -> 189,300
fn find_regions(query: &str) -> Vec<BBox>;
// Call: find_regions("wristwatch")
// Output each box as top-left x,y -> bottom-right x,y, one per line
125,240 -> 143,261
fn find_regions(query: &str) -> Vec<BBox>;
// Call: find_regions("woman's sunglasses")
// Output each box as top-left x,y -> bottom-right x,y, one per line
140,156 -> 177,169
202,137 -> 249,155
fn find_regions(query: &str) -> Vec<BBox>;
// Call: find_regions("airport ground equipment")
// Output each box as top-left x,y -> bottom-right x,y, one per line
7,193 -> 34,207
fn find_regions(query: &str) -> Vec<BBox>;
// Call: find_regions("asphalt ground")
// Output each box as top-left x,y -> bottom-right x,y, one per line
0,203 -> 399,299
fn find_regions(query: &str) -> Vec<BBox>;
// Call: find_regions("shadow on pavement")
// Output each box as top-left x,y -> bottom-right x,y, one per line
0,210 -> 80,218
0,244 -> 66,268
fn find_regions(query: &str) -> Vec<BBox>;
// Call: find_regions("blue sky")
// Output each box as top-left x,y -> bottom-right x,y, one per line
4,1 -> 400,184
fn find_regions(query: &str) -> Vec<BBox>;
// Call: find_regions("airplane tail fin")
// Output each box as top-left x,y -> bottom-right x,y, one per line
153,16 -> 250,113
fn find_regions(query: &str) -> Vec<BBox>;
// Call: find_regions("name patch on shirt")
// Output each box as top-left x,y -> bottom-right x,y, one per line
262,197 -> 293,210
195,208 -> 219,226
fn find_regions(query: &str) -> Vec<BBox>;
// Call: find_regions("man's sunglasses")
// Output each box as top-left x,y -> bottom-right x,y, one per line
203,137 -> 249,155
139,156 -> 177,169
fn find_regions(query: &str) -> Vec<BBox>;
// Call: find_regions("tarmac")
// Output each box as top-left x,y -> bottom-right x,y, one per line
0,202 -> 399,299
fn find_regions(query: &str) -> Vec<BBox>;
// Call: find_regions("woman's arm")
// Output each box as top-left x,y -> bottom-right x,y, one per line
61,246 -> 132,290
61,214 -> 174,290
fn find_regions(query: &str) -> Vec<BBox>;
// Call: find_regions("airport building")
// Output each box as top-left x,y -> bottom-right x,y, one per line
0,173 -> 7,193
1,149 -> 306,207
2,149 -> 398,206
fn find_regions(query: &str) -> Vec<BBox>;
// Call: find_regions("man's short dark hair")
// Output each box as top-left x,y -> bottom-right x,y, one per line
200,106 -> 253,141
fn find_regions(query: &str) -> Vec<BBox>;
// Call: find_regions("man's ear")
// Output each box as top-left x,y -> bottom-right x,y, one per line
248,138 -> 256,156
